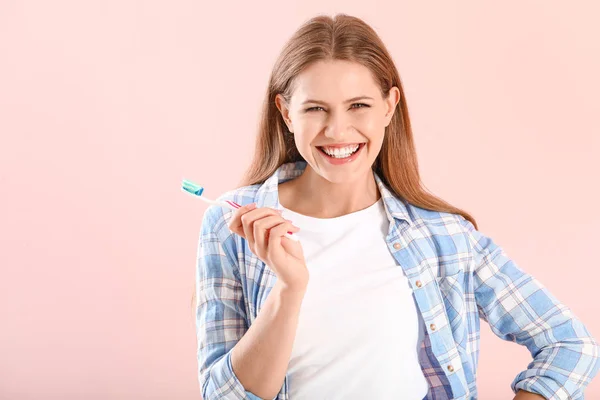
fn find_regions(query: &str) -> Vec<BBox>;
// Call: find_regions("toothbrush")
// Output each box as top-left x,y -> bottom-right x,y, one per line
181,178 -> 299,242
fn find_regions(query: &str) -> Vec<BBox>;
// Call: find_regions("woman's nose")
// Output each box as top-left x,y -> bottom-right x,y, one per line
324,113 -> 351,140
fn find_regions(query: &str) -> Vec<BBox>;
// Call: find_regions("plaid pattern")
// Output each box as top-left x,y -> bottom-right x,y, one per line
196,161 -> 599,400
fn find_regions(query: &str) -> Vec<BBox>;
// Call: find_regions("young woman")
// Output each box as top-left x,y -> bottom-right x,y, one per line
194,14 -> 599,400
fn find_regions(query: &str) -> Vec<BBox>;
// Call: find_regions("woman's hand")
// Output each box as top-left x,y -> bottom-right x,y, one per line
228,203 -> 309,291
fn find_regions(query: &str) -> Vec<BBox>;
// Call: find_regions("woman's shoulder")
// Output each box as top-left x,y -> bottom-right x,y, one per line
398,204 -> 476,276
402,202 -> 468,231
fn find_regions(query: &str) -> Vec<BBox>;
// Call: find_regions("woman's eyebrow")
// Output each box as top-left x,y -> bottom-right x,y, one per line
301,96 -> 374,105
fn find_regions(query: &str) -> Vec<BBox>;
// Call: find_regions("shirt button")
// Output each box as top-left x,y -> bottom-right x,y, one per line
415,280 -> 422,288
429,323 -> 436,331
393,242 -> 401,249
447,364 -> 454,372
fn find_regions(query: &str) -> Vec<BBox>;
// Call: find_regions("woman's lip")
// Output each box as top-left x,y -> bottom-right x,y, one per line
316,143 -> 365,148
317,142 -> 366,162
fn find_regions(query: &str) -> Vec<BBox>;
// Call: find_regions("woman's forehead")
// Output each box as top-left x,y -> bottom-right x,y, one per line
292,62 -> 380,102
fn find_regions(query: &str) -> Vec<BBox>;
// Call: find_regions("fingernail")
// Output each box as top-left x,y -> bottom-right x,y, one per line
248,203 -> 257,209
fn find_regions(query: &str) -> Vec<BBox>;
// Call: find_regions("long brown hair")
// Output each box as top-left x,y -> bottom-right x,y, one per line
192,13 -> 477,310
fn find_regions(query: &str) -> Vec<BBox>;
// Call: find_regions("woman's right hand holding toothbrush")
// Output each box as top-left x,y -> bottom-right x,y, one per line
228,203 -> 309,292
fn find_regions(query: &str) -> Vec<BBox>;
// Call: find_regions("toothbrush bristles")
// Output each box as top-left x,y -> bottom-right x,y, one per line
181,179 -> 204,196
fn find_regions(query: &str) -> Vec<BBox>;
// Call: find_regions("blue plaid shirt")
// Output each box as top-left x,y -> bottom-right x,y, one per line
196,161 -> 599,400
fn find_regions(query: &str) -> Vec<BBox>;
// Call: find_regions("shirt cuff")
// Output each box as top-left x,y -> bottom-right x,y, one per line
202,350 -> 266,400
512,373 -> 581,400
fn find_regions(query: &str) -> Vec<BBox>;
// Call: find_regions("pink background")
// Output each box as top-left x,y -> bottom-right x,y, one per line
1,1 -> 599,399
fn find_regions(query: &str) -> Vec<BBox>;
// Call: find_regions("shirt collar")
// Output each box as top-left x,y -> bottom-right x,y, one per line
254,160 -> 412,227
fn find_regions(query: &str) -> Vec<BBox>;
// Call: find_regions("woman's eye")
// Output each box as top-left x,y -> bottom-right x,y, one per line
306,103 -> 370,112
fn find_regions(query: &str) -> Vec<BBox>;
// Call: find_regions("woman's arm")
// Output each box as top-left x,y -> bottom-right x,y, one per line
231,280 -> 306,399
459,216 -> 600,399
196,205 -> 306,400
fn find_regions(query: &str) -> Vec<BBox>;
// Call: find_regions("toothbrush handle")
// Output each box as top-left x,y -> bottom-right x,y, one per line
219,200 -> 299,242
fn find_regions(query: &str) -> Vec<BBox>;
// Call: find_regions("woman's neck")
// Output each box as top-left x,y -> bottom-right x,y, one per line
278,166 -> 381,219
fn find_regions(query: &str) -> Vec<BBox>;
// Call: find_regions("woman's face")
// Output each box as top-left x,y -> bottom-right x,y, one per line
276,59 -> 400,184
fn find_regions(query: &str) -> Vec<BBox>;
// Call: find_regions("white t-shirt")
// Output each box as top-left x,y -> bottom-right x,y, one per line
281,198 -> 429,399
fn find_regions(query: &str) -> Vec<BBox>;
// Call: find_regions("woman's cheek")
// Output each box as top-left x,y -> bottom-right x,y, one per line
301,119 -> 324,132
353,113 -> 380,132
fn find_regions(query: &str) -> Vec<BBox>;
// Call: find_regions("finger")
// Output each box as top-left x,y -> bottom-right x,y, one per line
267,221 -> 300,258
252,215 -> 284,258
280,230 -> 304,261
228,203 -> 257,236
253,215 -> 299,254
241,207 -> 283,247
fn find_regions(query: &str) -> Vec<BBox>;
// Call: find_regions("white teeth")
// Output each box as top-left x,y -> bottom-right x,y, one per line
322,144 -> 360,157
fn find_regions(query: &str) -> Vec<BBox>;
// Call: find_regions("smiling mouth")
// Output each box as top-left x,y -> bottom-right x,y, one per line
316,143 -> 366,158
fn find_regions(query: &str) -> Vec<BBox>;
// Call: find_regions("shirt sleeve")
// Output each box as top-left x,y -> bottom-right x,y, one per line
195,205 -> 265,400
459,216 -> 600,399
